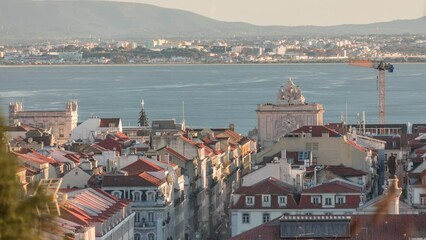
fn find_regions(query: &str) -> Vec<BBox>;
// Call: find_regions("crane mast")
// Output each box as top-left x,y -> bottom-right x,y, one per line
378,68 -> 386,124
349,59 -> 394,124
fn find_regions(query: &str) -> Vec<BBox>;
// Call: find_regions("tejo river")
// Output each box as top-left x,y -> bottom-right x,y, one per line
1,63 -> 426,134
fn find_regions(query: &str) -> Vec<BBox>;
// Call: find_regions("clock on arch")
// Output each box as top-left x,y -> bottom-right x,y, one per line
284,116 -> 298,131
275,116 -> 298,138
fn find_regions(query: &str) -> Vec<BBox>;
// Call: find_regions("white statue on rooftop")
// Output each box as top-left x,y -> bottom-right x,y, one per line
277,78 -> 306,105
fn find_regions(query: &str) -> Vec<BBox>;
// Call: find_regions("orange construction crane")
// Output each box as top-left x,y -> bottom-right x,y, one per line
349,59 -> 394,124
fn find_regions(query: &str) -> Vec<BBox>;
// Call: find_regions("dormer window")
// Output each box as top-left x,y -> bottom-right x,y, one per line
278,196 -> 287,207
112,191 -> 122,199
323,196 -> 334,207
147,191 -> 155,202
245,196 -> 254,206
311,196 -> 321,205
262,194 -> 271,207
336,196 -> 345,205
133,191 -> 141,202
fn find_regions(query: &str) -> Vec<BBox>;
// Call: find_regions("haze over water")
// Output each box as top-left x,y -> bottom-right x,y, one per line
1,63 -> 425,134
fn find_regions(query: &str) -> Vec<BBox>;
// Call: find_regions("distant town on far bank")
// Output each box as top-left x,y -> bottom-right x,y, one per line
1,34 -> 426,65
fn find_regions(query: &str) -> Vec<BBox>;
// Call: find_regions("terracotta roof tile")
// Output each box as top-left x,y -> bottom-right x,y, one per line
346,139 -> 366,152
90,144 -> 108,152
231,215 -> 426,240
97,138 -> 122,153
325,165 -> 368,177
139,172 -> 164,186
63,153 -> 81,164
165,147 -> 190,162
121,158 -> 163,175
180,135 -> 200,147
234,177 -> 295,195
60,188 -> 131,229
301,181 -> 362,194
24,149 -> 58,164
229,216 -> 281,240
15,152 -> 48,165
102,172 -> 164,187
99,118 -> 120,128
289,125 -> 341,137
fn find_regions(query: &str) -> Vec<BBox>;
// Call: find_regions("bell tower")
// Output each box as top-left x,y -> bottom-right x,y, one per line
8,102 -> 23,125
65,100 -> 79,139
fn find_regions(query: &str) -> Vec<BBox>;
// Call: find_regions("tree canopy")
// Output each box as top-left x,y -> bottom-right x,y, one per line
0,116 -> 55,239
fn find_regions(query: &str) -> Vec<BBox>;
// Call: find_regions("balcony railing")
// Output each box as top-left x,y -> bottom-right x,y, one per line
135,221 -> 156,229
412,204 -> 426,209
132,200 -> 167,207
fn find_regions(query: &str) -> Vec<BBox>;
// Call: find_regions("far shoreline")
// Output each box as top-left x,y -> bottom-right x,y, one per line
0,61 -> 425,68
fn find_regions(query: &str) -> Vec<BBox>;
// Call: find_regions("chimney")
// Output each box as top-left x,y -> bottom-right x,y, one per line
385,178 -> 402,214
229,123 -> 235,132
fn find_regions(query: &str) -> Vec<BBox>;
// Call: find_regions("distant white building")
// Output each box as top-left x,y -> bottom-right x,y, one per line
58,52 -> 83,61
69,117 -> 122,143
60,166 -> 92,189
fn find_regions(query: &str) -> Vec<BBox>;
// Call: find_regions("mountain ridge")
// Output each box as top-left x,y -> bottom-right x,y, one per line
0,1 -> 425,42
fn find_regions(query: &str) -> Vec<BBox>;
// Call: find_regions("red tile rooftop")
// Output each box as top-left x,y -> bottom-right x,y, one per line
180,135 -> 200,147
15,152 -> 48,165
121,158 -> 164,175
346,139 -> 367,152
102,171 -> 164,187
113,131 -> 129,140
231,214 -> 426,240
323,165 -> 368,177
233,177 -> 295,195
63,153 -> 81,163
90,144 -> 108,152
158,160 -> 178,167
139,172 -> 164,186
230,216 -> 281,240
62,188 -> 131,226
25,149 -> 59,164
97,138 -> 122,152
99,118 -> 120,128
301,180 -> 362,194
222,129 -> 243,141
165,147 -> 190,162
289,125 -> 341,137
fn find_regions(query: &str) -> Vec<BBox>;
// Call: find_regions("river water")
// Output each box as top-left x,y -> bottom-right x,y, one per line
1,63 -> 425,134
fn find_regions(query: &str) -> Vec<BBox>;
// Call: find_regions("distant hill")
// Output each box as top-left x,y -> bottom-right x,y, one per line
0,1 -> 425,42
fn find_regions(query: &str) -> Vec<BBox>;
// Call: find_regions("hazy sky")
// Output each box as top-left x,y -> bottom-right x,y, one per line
120,0 -> 426,26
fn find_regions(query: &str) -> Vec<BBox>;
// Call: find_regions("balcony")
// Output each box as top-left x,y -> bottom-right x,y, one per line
132,199 -> 168,207
412,204 -> 426,209
135,221 -> 156,229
